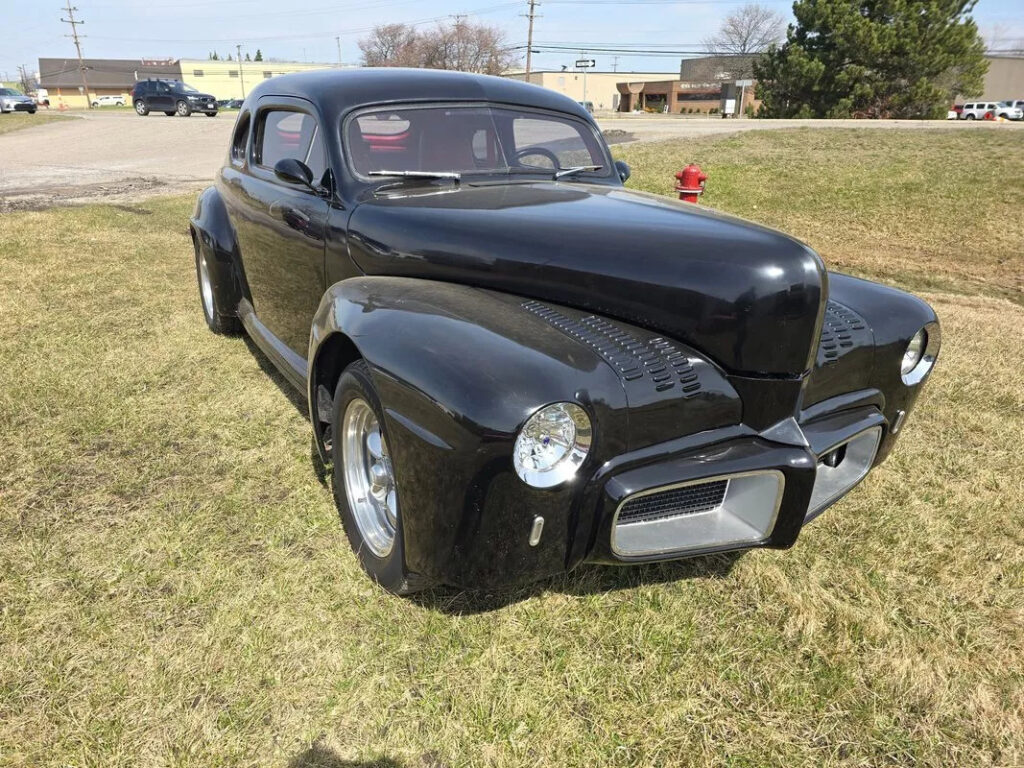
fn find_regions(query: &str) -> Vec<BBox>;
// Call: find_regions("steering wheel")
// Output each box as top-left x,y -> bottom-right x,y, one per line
513,146 -> 560,169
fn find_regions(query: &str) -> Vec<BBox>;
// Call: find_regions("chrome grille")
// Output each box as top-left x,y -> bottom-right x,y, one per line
617,479 -> 728,525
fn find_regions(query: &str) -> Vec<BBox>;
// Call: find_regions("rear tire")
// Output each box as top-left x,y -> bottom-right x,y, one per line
164,111 -> 175,116
966,114 -> 976,120
134,100 -> 149,116
193,237 -> 241,335
332,360 -> 434,595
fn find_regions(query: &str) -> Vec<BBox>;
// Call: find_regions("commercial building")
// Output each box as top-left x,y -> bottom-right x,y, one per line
977,55 -> 1024,101
177,59 -> 329,101
505,70 -> 676,112
38,57 -> 331,108
39,58 -> 179,108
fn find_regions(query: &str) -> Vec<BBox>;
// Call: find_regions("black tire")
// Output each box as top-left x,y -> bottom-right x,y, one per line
164,111 -> 175,116
134,100 -> 149,116
176,100 -> 192,117
966,114 -> 976,120
205,112 -> 218,117
28,108 -> 36,115
193,238 -> 242,335
332,360 -> 434,595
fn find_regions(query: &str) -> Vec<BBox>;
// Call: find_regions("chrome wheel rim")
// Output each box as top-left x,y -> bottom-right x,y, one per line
342,398 -> 397,558
135,101 -> 145,114
177,101 -> 188,115
198,252 -> 214,319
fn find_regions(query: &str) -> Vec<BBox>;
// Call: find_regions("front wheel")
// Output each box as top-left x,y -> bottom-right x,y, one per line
205,112 -> 218,117
134,100 -> 149,116
176,100 -> 192,117
332,360 -> 434,595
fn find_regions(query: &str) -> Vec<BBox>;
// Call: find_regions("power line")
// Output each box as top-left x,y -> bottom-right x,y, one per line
61,0 -> 92,108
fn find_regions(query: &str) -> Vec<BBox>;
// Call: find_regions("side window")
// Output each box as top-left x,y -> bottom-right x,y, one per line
231,112 -> 250,165
512,116 -> 594,169
256,110 -> 327,182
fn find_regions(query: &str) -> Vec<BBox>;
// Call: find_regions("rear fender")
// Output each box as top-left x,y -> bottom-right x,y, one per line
189,185 -> 250,311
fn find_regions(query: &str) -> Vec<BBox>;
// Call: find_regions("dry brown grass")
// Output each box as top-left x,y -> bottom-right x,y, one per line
0,112 -> 73,137
1,129 -> 1022,766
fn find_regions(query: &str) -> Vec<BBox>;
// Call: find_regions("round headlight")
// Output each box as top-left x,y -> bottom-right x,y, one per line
513,403 -> 592,488
901,329 -> 927,376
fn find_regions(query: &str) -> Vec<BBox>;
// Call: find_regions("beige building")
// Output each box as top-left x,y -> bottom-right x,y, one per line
38,56 -> 334,108
977,55 -> 1024,101
178,59 -> 330,100
505,70 -> 676,112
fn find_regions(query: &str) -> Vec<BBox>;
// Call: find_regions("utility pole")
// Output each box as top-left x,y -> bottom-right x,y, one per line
61,0 -> 91,108
524,0 -> 540,77
612,55 -> 619,72
336,36 -> 342,66
236,43 -> 246,99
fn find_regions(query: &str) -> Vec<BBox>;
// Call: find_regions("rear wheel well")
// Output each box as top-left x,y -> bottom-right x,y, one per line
311,333 -> 363,459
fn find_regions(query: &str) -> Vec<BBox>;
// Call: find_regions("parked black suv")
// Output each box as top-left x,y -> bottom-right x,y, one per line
131,79 -> 218,117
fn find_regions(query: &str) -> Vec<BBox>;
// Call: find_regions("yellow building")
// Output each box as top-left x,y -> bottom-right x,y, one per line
178,59 -> 330,100
505,70 -> 677,112
38,57 -> 335,108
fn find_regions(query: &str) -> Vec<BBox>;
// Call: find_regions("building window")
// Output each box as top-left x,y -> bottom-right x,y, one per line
264,71 -> 273,79
229,71 -> 239,78
193,69 -> 204,77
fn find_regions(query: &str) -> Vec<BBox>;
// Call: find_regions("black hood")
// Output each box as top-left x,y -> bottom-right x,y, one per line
347,182 -> 827,377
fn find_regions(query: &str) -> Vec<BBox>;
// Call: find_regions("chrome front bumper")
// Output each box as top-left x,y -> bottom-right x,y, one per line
592,407 -> 887,563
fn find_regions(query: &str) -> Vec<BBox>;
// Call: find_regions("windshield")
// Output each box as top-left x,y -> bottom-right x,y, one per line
345,104 -> 611,180
178,82 -> 199,93
0,88 -> 23,97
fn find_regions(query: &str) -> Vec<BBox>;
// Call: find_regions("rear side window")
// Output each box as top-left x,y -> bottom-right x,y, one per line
231,112 -> 250,164
255,110 -> 327,181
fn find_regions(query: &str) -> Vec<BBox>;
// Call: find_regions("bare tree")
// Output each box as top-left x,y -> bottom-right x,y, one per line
358,23 -> 420,68
358,20 -> 518,75
703,3 -> 786,79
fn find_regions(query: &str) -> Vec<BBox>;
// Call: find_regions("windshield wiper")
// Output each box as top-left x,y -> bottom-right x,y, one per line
554,165 -> 602,179
368,170 -> 461,182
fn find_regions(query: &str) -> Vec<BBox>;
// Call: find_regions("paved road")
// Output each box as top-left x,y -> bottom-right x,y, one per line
1,109 -> 1019,210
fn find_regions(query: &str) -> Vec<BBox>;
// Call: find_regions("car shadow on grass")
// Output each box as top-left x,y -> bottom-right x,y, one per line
409,551 -> 744,614
289,743 -> 405,768
241,335 -> 330,484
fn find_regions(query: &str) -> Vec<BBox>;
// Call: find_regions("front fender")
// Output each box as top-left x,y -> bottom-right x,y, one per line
308,277 -> 741,587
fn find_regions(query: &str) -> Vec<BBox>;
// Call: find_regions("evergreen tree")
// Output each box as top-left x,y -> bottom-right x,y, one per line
254,49 -> 263,61
245,52 -> 251,61
755,0 -> 988,118
210,51 -> 220,61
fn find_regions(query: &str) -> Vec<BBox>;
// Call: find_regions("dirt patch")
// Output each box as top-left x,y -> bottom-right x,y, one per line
601,128 -> 636,145
0,177 -> 206,212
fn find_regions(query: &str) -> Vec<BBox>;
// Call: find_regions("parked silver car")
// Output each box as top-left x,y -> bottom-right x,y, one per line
0,87 -> 37,114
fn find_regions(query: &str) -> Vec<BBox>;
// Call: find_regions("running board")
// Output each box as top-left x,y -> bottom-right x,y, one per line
237,299 -> 308,393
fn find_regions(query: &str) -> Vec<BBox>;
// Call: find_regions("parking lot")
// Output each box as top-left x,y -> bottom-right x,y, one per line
2,109 -> 1020,210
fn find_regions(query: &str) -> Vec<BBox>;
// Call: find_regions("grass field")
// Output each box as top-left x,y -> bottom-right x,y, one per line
0,112 -> 73,137
1,128 -> 1022,767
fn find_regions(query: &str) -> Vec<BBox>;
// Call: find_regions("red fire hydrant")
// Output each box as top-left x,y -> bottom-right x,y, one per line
675,164 -> 708,203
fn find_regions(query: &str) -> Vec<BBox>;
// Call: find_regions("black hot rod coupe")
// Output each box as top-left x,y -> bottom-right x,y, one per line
190,69 -> 940,594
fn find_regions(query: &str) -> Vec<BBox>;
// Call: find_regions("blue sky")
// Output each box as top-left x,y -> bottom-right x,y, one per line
4,0 -> 1022,81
